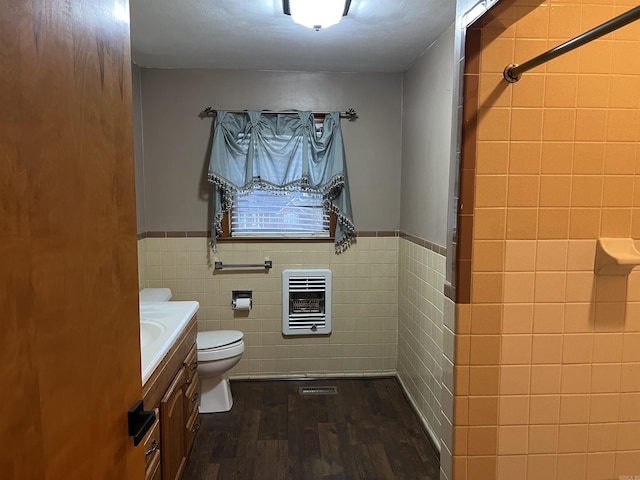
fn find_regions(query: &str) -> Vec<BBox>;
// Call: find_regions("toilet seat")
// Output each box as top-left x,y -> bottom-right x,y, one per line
197,330 -> 244,361
198,330 -> 243,349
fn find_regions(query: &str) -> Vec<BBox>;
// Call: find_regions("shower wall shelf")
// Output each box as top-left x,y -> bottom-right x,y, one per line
594,238 -> 640,276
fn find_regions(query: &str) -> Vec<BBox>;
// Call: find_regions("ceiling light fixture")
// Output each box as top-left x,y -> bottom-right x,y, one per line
283,0 -> 351,31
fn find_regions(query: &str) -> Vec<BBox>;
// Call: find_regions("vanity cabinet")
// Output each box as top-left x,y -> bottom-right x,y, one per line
143,315 -> 199,480
161,367 -> 188,480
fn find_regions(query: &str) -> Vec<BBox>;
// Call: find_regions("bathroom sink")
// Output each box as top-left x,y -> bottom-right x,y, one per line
140,319 -> 165,349
138,301 -> 200,384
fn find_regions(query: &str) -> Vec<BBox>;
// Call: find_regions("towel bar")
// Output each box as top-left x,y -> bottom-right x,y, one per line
214,260 -> 272,270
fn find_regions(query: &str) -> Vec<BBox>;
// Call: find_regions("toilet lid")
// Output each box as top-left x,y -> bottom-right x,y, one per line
197,330 -> 243,350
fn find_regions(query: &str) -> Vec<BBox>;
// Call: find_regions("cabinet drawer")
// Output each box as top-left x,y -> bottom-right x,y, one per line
145,448 -> 161,480
142,410 -> 161,469
184,343 -> 198,384
185,404 -> 200,455
185,374 -> 199,410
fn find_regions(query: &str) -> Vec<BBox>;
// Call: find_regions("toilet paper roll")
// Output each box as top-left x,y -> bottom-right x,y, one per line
233,298 -> 252,310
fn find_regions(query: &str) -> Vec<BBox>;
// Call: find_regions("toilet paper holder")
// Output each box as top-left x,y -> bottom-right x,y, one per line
232,290 -> 252,310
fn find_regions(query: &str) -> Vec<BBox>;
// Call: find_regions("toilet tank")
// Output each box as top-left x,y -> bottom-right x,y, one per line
139,288 -> 172,303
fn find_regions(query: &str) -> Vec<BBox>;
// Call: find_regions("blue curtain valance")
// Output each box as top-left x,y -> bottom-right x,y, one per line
207,110 -> 355,252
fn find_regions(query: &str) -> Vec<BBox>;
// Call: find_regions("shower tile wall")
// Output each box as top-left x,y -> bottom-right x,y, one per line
137,236 -> 398,378
453,0 -> 640,478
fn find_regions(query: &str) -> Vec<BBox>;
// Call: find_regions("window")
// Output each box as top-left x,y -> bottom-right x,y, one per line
219,188 -> 337,240
222,120 -> 333,239
230,189 -> 331,238
208,110 -> 354,252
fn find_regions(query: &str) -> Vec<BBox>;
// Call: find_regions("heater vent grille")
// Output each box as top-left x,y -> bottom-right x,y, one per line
283,269 -> 332,336
299,386 -> 338,396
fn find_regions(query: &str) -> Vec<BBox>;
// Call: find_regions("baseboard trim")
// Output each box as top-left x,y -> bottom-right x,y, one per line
395,374 -> 441,457
229,371 -> 396,381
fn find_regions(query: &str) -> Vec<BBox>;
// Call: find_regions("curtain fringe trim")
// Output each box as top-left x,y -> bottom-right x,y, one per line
207,173 -> 345,198
208,173 -> 355,253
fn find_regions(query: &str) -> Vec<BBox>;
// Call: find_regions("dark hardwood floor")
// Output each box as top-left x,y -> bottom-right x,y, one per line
183,377 -> 440,480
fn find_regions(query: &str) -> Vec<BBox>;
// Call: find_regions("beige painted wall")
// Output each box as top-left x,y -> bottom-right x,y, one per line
401,23 -> 455,247
132,63 -> 146,234
137,68 -> 403,232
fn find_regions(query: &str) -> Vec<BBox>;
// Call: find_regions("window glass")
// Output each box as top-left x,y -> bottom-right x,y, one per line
231,189 -> 330,237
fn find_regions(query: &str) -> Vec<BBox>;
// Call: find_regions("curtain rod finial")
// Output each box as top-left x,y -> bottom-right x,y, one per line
200,107 -> 215,119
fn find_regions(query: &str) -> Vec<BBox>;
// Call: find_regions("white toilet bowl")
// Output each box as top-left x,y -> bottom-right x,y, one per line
197,330 -> 245,413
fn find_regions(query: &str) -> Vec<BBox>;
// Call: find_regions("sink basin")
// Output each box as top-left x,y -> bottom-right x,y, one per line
140,319 -> 165,349
139,301 -> 200,384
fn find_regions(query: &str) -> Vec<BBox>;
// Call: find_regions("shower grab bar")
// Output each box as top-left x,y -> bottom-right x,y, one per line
214,260 -> 272,270
504,5 -> 640,83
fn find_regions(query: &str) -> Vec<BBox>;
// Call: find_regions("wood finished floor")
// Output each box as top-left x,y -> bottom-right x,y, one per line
183,377 -> 440,480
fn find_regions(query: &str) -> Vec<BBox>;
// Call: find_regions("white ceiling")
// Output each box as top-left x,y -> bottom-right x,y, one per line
129,0 -> 456,73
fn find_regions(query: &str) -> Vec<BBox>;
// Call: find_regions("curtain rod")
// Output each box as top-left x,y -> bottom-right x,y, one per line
201,107 -> 358,122
504,5 -> 640,83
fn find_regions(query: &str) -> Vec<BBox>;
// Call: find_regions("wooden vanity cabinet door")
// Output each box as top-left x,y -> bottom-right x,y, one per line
160,367 -> 187,480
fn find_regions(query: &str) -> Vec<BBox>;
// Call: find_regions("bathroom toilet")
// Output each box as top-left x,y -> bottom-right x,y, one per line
139,288 -> 245,412
197,330 -> 245,413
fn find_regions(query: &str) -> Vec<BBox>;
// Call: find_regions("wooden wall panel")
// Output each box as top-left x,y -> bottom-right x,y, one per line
0,1 -> 144,478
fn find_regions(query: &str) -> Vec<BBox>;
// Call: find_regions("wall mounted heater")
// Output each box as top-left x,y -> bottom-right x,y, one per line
282,269 -> 332,335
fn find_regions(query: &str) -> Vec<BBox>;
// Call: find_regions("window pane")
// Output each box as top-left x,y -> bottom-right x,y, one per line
232,189 -> 330,237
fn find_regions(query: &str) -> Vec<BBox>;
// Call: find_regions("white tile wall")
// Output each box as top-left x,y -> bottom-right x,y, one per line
138,236 -> 399,378
440,442 -> 453,480
440,296 -> 456,476
397,237 -> 447,451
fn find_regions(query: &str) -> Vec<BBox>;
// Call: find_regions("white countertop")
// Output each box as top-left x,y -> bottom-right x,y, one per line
139,301 -> 199,384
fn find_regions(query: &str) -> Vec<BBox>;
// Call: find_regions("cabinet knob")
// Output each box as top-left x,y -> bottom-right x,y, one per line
191,362 -> 198,371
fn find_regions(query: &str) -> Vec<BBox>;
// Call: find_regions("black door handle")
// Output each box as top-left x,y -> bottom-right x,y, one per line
128,400 -> 156,446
